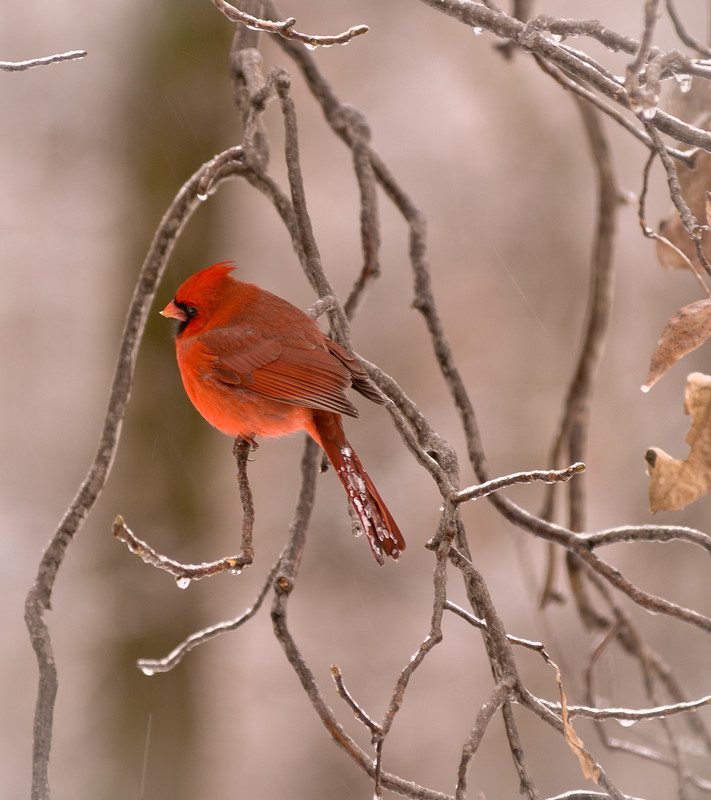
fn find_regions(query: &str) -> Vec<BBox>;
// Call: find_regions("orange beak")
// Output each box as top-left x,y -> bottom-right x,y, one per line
160,300 -> 186,321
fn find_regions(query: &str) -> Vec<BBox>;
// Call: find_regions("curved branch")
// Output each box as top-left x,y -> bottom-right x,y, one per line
24,154 -> 240,800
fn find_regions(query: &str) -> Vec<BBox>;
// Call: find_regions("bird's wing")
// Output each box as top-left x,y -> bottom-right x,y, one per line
324,338 -> 384,405
199,327 -> 360,417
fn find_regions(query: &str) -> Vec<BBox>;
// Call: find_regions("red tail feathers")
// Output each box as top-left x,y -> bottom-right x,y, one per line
310,411 -> 404,564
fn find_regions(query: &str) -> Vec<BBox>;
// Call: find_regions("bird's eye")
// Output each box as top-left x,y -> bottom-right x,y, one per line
184,305 -> 198,318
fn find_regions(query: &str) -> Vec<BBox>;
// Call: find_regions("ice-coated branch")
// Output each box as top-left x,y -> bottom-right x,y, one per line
209,0 -> 368,48
0,50 -> 87,71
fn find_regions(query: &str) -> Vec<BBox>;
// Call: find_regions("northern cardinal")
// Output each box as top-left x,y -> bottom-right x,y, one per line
160,262 -> 405,564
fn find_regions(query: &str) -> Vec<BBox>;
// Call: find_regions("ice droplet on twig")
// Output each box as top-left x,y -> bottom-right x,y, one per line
140,665 -> 155,677
472,27 -> 484,35
675,73 -> 692,94
175,575 -> 192,590
617,717 -> 637,728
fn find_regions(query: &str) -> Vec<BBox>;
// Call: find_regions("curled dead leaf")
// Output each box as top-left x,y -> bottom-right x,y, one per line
559,683 -> 600,783
539,647 -> 599,782
642,299 -> 711,391
546,658 -> 600,783
646,373 -> 711,512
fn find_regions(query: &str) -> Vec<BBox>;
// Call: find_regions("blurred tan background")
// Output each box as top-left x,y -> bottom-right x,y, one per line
3,1 -> 711,798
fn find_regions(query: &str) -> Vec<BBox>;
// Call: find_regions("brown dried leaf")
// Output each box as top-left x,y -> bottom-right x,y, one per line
646,372 -> 711,512
556,667 -> 600,783
642,299 -> 711,391
655,152 -> 711,271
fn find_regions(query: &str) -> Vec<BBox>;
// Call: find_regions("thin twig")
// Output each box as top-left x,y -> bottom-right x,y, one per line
666,0 -> 711,57
575,546 -> 711,633
233,437 -> 256,564
637,147 -> 711,294
112,515 -> 252,584
342,106 -> 382,319
446,545 -> 542,797
416,0 -> 711,152
209,0 -> 368,48
445,601 -> 696,772
644,123 -> 711,277
533,54 -> 694,164
453,462 -> 585,505
582,604 -> 695,793
455,679 -> 514,800
273,66 -> 354,348
331,665 -> 381,739
0,50 -> 87,71
540,98 -> 620,614
542,693 -> 711,723
580,523 -> 711,553
381,524 -> 450,738
136,558 -> 280,674
625,0 -> 662,119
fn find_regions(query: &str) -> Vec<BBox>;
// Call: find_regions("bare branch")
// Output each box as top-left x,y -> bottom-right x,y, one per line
0,50 -> 87,71
575,546 -> 711,633
637,148 -> 711,295
625,0 -> 662,119
112,515 -> 252,585
416,0 -> 711,152
209,0 -> 368,48
580,523 -> 711,553
453,462 -> 585,504
543,694 -> 711,723
666,0 -> 711,57
455,679 -> 514,800
25,152 -> 232,800
644,122 -> 711,276
269,439 -> 455,800
331,665 -> 381,740
136,560 -> 279,674
233,437 -> 256,564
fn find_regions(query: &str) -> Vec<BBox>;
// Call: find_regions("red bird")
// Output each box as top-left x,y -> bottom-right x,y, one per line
160,262 -> 405,564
